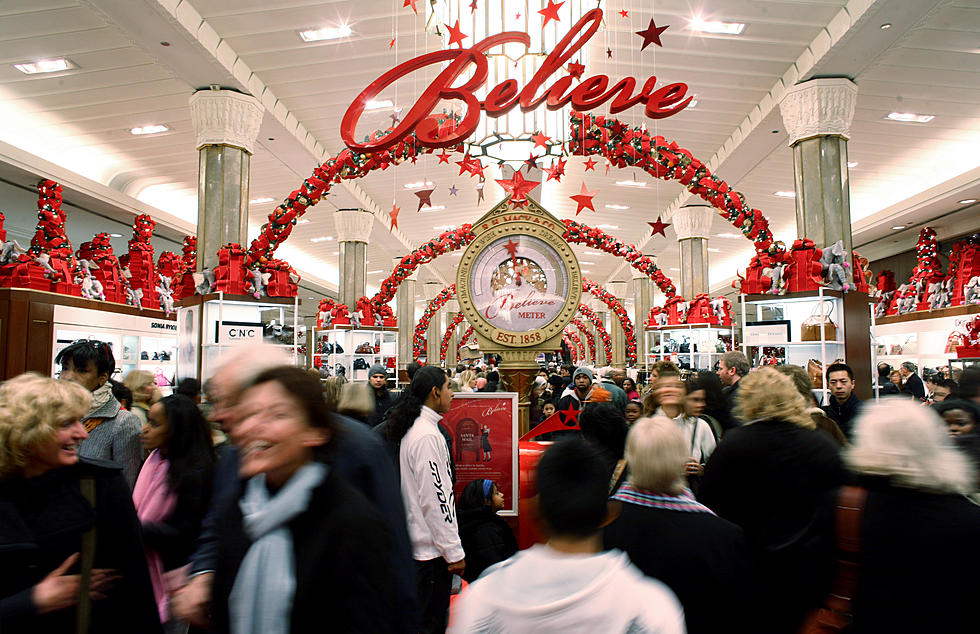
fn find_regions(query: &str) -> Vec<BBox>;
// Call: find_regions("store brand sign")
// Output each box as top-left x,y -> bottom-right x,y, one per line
215,321 -> 262,345
744,321 -> 791,346
150,322 -> 177,331
342,8 -> 692,153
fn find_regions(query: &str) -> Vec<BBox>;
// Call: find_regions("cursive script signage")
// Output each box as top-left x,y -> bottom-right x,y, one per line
342,9 -> 692,153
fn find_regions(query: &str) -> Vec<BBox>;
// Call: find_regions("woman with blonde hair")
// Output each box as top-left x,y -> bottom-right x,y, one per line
0,373 -> 161,632
123,369 -> 159,424
698,367 -> 846,633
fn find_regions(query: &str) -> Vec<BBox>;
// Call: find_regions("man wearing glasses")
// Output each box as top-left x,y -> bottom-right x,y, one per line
56,339 -> 144,487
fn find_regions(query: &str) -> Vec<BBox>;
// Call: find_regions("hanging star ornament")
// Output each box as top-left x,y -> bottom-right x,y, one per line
570,182 -> 599,215
496,169 -> 541,207
415,187 -> 435,212
583,156 -> 597,171
390,203 -> 401,230
524,154 -> 541,169
567,61 -> 585,79
648,216 -> 671,237
436,150 -> 451,164
389,37 -> 396,49
530,131 -> 551,149
389,108 -> 402,126
476,181 -> 486,203
449,184 -> 459,196
544,157 -> 567,182
606,47 -> 613,58
403,0 -> 418,15
445,20 -> 468,48
636,19 -> 669,51
538,0 -> 564,28
619,9 -> 629,18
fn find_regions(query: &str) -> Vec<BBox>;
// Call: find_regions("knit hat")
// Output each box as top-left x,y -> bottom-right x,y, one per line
572,367 -> 594,382
368,363 -> 387,378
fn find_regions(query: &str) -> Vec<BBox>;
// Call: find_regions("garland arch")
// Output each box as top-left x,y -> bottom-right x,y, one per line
412,283 -> 456,362
583,278 -> 638,366
578,304 -> 613,365
457,325 -> 475,355
570,317 -> 599,365
563,326 -> 586,363
562,335 -> 578,364
440,312 -> 467,363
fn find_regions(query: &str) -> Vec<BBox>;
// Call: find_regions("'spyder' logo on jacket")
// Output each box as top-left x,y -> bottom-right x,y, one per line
429,461 -> 454,524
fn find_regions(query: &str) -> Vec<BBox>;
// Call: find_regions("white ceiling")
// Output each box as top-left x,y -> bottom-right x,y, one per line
0,0 -> 977,311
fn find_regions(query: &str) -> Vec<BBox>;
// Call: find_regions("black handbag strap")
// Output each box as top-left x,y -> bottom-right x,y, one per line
76,476 -> 96,634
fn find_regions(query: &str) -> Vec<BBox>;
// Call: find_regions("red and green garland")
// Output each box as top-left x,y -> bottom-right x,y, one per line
571,317 -> 597,365
412,283 -> 456,362
577,304 -> 613,365
374,227 -> 474,309
583,278 -> 637,365
457,325 -> 476,355
562,335 -> 579,364
563,326 -> 587,363
440,312 -> 467,363
563,220 -> 677,297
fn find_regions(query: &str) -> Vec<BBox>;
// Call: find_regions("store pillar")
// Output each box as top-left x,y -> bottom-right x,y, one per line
498,350 -> 539,437
335,210 -> 373,309
780,77 -> 871,398
423,282 -> 442,366
445,299 -> 459,368
188,88 -> 264,271
394,257 -> 417,375
633,271 -> 653,367
608,281 -> 627,367
674,205 -> 713,298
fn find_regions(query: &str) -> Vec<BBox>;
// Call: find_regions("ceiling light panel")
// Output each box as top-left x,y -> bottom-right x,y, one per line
13,58 -> 75,74
298,24 -> 353,42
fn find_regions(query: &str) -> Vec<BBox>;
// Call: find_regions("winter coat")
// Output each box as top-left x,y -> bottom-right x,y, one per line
79,396 -> 144,488
457,506 -> 518,582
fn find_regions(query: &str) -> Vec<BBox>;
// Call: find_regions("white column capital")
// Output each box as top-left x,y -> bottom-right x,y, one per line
423,282 -> 443,301
779,77 -> 858,144
188,89 -> 264,153
673,205 -> 714,240
335,209 -> 374,243
608,280 -> 628,299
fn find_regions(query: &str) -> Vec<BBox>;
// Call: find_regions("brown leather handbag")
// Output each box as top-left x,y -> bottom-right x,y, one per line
798,485 -> 868,633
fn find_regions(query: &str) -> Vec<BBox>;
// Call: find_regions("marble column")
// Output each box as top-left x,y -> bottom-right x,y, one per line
445,299 -> 459,369
608,281 -> 628,367
779,77 -> 858,269
424,282 -> 442,367
334,210 -> 373,309
674,205 -> 713,298
394,257 -> 417,374
632,271 -> 653,370
189,88 -> 264,271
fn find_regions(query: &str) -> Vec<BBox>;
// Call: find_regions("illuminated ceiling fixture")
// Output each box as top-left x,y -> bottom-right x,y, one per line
130,124 -> 169,135
773,191 -> 796,198
604,204 -> 630,210
13,58 -> 75,74
890,225 -> 905,230
419,205 -> 447,211
716,232 -> 742,239
366,99 -> 393,110
689,17 -> 745,35
597,224 -> 620,230
108,233 -> 123,238
615,179 -> 647,188
249,196 -> 275,204
427,0 -> 592,166
299,24 -> 353,42
886,112 -> 934,123
403,181 -> 434,189
847,161 -> 859,168
310,236 -> 334,242
958,199 -> 977,204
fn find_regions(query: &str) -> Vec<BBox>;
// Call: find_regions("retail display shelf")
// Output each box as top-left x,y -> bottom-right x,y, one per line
876,304 -> 979,326
739,289 -> 843,304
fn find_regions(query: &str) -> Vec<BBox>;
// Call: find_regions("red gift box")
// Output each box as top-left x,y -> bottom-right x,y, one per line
0,257 -> 50,289
784,239 -> 824,293
664,296 -> 688,325
332,316 -> 351,326
0,211 -> 6,242
213,244 -> 250,295
951,244 -> 979,306
876,270 -> 896,294
174,271 -> 197,300
852,252 -> 871,294
359,317 -> 377,327
686,294 -> 717,324
738,254 -> 773,295
383,318 -> 397,327
265,269 -> 298,297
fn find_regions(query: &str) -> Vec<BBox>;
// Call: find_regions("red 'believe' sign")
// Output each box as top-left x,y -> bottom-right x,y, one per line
341,9 -> 692,153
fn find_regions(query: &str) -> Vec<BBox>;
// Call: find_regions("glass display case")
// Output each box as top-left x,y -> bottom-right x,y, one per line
644,323 -> 736,372
313,327 -> 398,384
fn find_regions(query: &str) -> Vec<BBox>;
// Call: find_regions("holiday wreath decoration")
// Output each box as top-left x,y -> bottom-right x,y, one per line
583,278 -> 637,365
440,312 -> 467,363
577,304 -> 613,365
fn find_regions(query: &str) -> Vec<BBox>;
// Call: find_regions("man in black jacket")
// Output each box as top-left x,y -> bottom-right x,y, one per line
900,361 -> 926,401
822,362 -> 862,438
367,363 -> 395,427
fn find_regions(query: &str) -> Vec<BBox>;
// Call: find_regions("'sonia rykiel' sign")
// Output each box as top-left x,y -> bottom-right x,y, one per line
342,9 -> 693,153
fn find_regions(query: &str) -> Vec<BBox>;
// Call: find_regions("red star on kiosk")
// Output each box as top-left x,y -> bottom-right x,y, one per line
570,182 -> 599,215
648,216 -> 671,237
496,169 -> 540,207
436,150 -> 451,164
557,404 -> 581,426
504,239 -> 520,259
415,188 -> 435,212
619,9 -> 629,18
390,203 -> 400,230
635,19 -> 669,51
403,0 -> 418,15
538,0 -> 565,28
567,61 -> 585,79
583,156 -> 598,171
530,131 -> 551,149
445,20 -> 468,48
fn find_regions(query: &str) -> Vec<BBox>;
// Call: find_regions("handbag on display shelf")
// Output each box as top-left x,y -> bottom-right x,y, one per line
801,301 -> 839,342
902,336 -> 918,355
888,344 -> 902,356
945,332 -> 965,354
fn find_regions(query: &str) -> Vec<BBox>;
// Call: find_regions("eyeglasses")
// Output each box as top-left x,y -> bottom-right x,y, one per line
70,339 -> 111,356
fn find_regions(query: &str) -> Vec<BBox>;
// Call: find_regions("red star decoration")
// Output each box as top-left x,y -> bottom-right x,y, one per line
530,131 -> 551,149
456,154 -> 484,178
636,19 -> 669,51
476,182 -> 485,203
504,239 -> 519,259
567,61 -> 585,79
469,0 -> 478,11
583,156 -> 597,171
496,169 -> 541,207
606,47 -> 613,58
570,182 -> 599,215
415,188 -> 435,212
403,0 -> 418,15
538,0 -> 564,28
648,216 -> 671,237
390,203 -> 400,230
557,404 -> 581,426
445,20 -> 468,48
619,9 -> 629,18
544,157 -> 566,182
524,154 -> 540,169
436,150 -> 451,164
389,37 -> 396,49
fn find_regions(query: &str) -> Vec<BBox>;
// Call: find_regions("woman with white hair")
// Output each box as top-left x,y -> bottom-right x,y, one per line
604,416 -> 759,634
844,398 -> 980,631
698,367 -> 846,633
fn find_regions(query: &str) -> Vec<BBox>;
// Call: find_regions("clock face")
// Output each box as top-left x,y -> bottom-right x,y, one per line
469,234 -> 569,332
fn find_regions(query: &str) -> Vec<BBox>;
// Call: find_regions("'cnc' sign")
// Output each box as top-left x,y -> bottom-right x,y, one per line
342,9 -> 692,153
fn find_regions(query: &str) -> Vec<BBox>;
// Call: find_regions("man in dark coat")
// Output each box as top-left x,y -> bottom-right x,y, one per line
367,363 -> 395,427
900,361 -> 926,401
822,362 -> 862,439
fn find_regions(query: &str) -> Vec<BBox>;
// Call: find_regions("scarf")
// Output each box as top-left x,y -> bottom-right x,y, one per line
229,462 -> 328,634
88,382 -> 113,416
612,482 -> 716,515
132,449 -> 177,621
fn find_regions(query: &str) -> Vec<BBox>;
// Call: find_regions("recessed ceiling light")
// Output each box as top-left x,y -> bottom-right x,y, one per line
298,219 -> 310,224
249,196 -> 275,204
689,18 -> 745,35
582,269 -> 592,273
958,199 -> 977,205
716,232 -> 742,239
847,161 -> 859,168
13,58 -> 75,74
367,270 -> 384,274
669,267 -> 681,271
108,233 -> 123,238
707,248 -> 721,253
331,251 -> 340,255
404,181 -> 434,189
579,261 -> 596,265
773,191 -> 796,198
615,180 -> 646,188
130,124 -> 169,135
890,225 -> 905,230
885,112 -> 934,123
420,205 -> 447,211
366,99 -> 393,110
310,236 -> 333,242
597,224 -> 620,230
880,23 -> 892,29
434,225 -> 457,231
604,204 -> 630,210
298,24 -> 353,42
